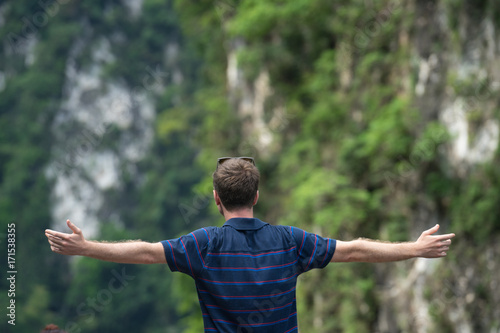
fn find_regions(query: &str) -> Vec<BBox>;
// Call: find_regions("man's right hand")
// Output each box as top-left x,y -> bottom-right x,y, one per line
45,219 -> 87,256
45,219 -> 165,264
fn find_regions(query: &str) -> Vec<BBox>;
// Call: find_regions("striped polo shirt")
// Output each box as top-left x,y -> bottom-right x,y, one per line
161,218 -> 336,332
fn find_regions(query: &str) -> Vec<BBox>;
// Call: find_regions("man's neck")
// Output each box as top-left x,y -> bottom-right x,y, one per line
223,209 -> 254,221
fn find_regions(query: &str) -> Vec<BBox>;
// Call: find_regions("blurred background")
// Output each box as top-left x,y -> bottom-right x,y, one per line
1,0 -> 499,332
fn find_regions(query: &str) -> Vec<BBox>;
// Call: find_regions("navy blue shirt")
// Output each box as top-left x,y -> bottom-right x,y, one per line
161,218 -> 336,332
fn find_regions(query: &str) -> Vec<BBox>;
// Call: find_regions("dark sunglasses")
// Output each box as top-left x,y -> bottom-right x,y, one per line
216,157 -> 255,170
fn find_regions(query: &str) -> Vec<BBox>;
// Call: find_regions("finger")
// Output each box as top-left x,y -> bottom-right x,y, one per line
67,219 -> 81,234
435,233 -> 456,241
45,229 -> 62,237
45,232 -> 64,240
423,224 -> 440,236
47,236 -> 63,244
45,231 -> 67,238
45,229 -> 69,238
48,238 -> 64,247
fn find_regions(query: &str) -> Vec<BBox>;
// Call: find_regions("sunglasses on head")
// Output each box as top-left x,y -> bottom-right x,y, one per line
216,157 -> 255,170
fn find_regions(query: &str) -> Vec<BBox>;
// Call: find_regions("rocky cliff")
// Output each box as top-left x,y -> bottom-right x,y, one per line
1,0 -> 499,332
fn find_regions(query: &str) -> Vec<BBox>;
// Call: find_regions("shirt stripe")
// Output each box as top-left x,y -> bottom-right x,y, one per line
211,312 -> 297,327
320,238 -> 331,266
197,273 -> 298,286
165,240 -> 180,271
190,232 -> 205,267
305,234 -> 318,271
207,247 -> 296,257
204,259 -> 298,271
180,238 -> 194,276
198,285 -> 296,300
205,301 -> 295,313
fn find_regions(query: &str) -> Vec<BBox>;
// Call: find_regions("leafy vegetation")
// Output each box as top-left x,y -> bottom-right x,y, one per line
1,0 -> 499,332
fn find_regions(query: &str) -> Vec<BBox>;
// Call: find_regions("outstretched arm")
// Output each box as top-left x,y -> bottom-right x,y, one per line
331,224 -> 455,263
45,220 -> 166,264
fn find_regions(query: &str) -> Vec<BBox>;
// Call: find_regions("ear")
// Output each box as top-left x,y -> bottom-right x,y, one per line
213,190 -> 221,206
253,191 -> 259,206
213,190 -> 226,217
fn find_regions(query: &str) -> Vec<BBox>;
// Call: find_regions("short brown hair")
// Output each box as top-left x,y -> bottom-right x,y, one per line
213,158 -> 260,211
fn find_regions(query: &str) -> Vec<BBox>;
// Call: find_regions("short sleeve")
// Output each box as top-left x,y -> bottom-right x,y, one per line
289,226 -> 336,274
161,228 -> 211,277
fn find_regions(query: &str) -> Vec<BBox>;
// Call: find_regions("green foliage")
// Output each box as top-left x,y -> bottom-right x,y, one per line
19,285 -> 54,331
449,165 -> 500,242
0,2 -> 82,331
282,168 -> 371,235
2,0 -> 500,332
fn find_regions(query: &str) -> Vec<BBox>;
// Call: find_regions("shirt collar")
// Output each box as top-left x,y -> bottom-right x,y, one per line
223,218 -> 268,231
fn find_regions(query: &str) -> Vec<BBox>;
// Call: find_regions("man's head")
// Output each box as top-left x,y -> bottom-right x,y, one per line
212,157 -> 260,214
